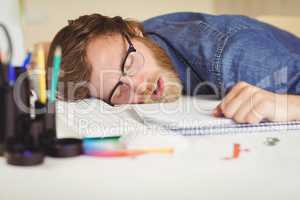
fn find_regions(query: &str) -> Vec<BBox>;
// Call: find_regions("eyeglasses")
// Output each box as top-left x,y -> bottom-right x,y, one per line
107,34 -> 144,105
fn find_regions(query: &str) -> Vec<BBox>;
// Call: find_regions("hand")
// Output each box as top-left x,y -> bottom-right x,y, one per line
213,82 -> 300,123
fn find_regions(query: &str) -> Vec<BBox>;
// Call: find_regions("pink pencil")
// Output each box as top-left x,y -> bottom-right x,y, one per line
85,148 -> 174,158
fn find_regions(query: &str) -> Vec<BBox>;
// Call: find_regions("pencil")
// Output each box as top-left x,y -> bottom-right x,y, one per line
84,147 -> 174,157
137,147 -> 174,154
37,45 -> 47,104
50,46 -> 62,102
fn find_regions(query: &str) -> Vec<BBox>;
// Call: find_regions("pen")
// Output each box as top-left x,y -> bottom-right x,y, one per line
21,50 -> 32,70
37,45 -> 47,104
49,47 -> 62,102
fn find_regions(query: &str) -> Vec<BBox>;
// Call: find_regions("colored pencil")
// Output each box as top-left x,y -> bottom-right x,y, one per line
37,45 -> 47,104
49,46 -> 62,102
21,50 -> 32,70
84,147 -> 174,157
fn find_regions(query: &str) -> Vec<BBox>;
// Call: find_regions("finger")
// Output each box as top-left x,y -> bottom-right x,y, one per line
212,104 -> 223,117
228,87 -> 260,122
221,82 -> 250,111
245,102 -> 268,124
222,85 -> 259,119
232,94 -> 258,123
213,82 -> 249,118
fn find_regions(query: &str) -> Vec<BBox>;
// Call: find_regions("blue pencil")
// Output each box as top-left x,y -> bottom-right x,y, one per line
22,51 -> 32,70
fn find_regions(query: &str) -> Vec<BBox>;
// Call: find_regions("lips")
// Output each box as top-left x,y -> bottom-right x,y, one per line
151,77 -> 164,100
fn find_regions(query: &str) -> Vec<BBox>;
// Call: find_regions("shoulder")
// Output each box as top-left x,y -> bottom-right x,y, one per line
143,12 -> 266,36
143,12 -> 207,24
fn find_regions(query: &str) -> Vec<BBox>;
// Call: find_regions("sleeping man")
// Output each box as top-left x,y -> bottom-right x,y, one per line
47,12 -> 300,123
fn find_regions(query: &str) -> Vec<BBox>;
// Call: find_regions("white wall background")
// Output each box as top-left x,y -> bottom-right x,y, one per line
22,0 -> 215,48
19,0 -> 300,49
0,0 -> 25,65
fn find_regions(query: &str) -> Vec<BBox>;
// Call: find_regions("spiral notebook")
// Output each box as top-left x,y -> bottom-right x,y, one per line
56,98 -> 146,138
133,95 -> 300,135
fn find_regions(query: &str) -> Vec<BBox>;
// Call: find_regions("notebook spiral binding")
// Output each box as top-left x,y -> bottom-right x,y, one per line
143,117 -> 300,136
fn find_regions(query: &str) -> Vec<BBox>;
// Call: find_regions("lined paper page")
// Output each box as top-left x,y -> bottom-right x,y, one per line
56,99 -> 145,138
133,95 -> 300,135
133,95 -> 234,129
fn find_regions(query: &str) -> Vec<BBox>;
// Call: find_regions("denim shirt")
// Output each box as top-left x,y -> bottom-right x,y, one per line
143,12 -> 300,97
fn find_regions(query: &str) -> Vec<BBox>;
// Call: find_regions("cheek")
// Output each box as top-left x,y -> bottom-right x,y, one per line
138,65 -> 161,81
90,73 -> 119,100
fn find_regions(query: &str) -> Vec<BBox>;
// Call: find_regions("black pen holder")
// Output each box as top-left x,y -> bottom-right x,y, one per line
1,64 -> 82,165
0,63 -> 5,155
1,65 -> 46,165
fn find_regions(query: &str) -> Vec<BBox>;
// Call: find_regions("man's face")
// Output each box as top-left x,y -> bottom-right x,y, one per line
87,33 -> 182,105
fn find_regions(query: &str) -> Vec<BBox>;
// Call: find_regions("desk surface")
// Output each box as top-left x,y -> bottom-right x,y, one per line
1,130 -> 300,200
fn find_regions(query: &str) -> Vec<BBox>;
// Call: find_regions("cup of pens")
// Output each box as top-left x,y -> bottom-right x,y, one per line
0,45 -> 82,166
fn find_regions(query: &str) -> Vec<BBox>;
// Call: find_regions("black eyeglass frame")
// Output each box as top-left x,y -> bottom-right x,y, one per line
107,34 -> 137,106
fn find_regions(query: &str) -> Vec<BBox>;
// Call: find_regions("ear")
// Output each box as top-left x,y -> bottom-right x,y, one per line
134,28 -> 144,37
125,20 -> 144,37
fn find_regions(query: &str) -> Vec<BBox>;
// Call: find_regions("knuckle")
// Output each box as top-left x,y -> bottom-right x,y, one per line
243,86 -> 254,95
252,91 -> 263,103
245,113 -> 259,124
233,114 -> 245,123
222,108 -> 234,118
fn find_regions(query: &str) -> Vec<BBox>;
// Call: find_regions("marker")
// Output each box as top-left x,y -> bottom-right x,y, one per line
8,63 -> 16,86
49,47 -> 62,102
37,45 -> 47,104
21,50 -> 32,70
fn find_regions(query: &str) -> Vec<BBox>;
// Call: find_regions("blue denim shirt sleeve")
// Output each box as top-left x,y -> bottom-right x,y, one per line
222,28 -> 300,95
143,12 -> 300,97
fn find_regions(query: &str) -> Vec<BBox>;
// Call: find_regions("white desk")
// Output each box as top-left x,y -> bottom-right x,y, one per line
1,130 -> 300,200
